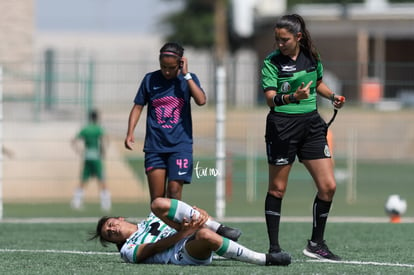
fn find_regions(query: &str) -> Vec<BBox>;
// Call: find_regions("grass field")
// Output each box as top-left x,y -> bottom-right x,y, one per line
5,157 -> 412,219
1,156 -> 413,274
124,156 -> 414,218
1,221 -> 413,274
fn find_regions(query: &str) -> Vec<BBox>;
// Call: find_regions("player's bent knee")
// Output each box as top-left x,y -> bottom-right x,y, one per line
327,182 -> 337,195
195,228 -> 216,241
319,183 -> 337,201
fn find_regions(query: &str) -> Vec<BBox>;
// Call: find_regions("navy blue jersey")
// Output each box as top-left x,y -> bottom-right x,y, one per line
134,70 -> 204,153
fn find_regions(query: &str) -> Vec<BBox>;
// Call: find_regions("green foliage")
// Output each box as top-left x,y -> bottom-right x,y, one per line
161,0 -> 216,49
163,12 -> 215,48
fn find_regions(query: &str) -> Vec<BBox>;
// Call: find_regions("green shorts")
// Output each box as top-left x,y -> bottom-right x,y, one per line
82,159 -> 104,181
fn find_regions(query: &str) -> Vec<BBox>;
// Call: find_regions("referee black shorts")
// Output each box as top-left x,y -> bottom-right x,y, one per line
265,110 -> 331,166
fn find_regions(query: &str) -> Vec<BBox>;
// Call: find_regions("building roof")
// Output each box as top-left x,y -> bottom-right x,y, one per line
288,2 -> 414,37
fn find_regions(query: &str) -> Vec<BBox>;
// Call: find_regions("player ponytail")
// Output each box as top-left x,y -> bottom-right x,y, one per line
89,216 -> 111,247
89,216 -> 124,251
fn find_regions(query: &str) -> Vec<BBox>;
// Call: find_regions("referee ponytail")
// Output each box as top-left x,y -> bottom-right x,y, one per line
275,14 -> 319,61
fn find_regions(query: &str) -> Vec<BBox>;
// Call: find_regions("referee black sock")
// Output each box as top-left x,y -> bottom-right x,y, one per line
311,195 -> 332,243
265,192 -> 282,253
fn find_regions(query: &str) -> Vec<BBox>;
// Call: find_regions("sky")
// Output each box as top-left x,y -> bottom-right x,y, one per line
35,0 -> 183,34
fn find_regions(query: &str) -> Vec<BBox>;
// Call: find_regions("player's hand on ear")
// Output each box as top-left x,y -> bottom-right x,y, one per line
180,57 -> 188,75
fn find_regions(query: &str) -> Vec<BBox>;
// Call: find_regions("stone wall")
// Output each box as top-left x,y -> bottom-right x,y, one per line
0,0 -> 34,96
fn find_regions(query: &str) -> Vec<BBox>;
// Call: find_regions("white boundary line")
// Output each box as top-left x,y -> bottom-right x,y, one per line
306,259 -> 414,268
0,248 -> 413,268
0,248 -> 117,256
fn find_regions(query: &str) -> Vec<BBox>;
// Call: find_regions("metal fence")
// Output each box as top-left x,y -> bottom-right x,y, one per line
1,59 -> 414,205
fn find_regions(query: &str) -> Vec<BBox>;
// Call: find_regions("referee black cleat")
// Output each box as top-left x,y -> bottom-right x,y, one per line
303,240 -> 341,261
216,225 -> 242,242
265,251 -> 292,266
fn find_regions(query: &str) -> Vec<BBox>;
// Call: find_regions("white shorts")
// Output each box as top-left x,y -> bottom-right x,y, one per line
169,238 -> 213,265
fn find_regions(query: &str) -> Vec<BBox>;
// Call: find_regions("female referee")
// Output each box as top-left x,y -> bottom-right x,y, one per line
261,14 -> 345,261
125,42 -> 206,202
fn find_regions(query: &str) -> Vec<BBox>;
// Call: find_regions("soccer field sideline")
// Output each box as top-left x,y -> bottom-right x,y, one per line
1,216 -> 414,223
0,248 -> 413,269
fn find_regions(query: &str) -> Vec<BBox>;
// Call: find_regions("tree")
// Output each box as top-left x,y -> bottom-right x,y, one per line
160,0 -> 249,52
160,0 -> 216,49
160,0 -> 412,50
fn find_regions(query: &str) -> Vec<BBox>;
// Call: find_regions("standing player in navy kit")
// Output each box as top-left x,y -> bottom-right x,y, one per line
125,42 -> 206,202
261,14 -> 345,261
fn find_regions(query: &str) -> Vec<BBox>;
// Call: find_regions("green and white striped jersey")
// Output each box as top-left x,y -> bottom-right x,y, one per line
120,212 -> 177,263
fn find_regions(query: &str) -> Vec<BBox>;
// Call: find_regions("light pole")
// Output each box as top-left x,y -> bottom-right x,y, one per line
214,0 -> 228,219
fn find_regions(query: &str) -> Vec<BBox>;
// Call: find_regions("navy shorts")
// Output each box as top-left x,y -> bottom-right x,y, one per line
144,152 -> 193,183
265,110 -> 331,165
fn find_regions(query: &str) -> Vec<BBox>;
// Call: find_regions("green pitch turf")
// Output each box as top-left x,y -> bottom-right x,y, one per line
2,156 -> 413,274
3,157 -> 413,219
0,221 -> 413,274
124,156 -> 414,218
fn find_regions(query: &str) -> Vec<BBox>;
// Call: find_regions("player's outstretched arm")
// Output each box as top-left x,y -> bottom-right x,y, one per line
125,104 -> 144,150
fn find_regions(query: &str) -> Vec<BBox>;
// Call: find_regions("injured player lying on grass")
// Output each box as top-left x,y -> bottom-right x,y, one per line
91,197 -> 291,266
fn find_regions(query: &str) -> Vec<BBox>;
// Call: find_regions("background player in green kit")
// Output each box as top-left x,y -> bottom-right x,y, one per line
261,14 -> 345,261
71,109 -> 111,211
91,198 -> 291,266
